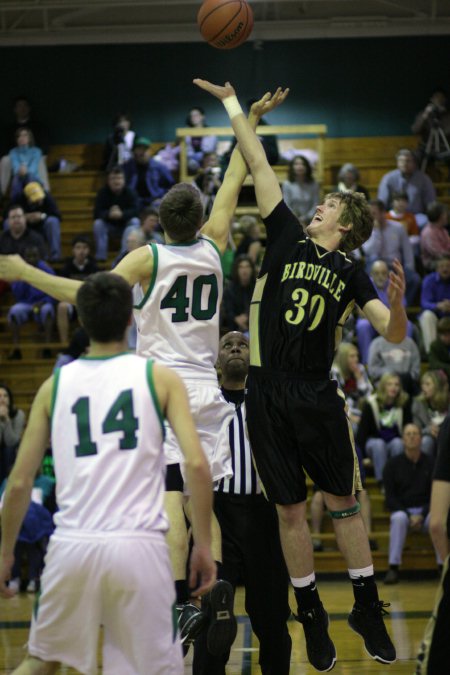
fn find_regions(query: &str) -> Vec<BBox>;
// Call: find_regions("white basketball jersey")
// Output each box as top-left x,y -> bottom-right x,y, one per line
134,238 -> 223,381
51,353 -> 168,533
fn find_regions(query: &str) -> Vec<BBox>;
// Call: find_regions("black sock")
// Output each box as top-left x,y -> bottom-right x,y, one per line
351,574 -> 379,607
175,579 -> 189,605
294,581 -> 321,612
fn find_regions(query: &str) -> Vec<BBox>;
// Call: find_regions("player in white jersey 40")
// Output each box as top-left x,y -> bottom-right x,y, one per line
0,272 -> 216,675
0,85 -> 289,654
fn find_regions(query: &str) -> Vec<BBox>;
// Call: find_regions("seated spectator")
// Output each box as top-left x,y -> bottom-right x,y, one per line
102,112 -> 135,171
7,245 -> 56,360
54,326 -> 90,370
93,166 -> 140,261
193,152 -> 222,217
368,333 -> 421,397
331,342 -> 373,430
10,181 -> 61,261
0,95 -> 49,197
356,259 -> 415,364
139,206 -> 164,244
123,137 -> 175,210
235,215 -> 263,268
185,106 -> 218,173
0,473 -> 54,593
413,370 -> 450,457
57,235 -> 98,344
0,204 -> 47,259
281,155 -> 320,226
420,202 -> 450,272
0,384 -> 26,484
356,373 -> 411,483
377,149 -> 436,227
112,227 -> 147,269
418,254 -> 450,354
383,424 -> 441,585
220,232 -> 236,283
221,255 -> 256,333
336,163 -> 370,200
363,200 -> 421,306
429,317 -> 450,381
387,191 -> 420,260
8,128 -> 43,202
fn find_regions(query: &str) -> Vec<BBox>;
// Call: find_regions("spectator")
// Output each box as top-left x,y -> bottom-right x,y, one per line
331,342 -> 373,430
57,235 -> 98,344
356,373 -> 411,484
7,245 -> 56,360
139,206 -> 164,244
281,155 -> 320,226
420,202 -> 450,272
235,215 -> 263,268
411,89 -> 450,162
93,166 -> 140,261
185,106 -> 218,173
221,254 -> 256,333
12,181 -> 61,261
418,255 -> 450,354
0,205 -> 47,259
111,227 -> 147,269
356,259 -> 415,364
383,424 -> 441,585
413,370 -> 450,457
123,136 -> 175,210
8,128 -> 43,202
387,191 -> 420,260
102,112 -> 135,171
336,163 -> 370,200
0,95 -> 49,196
363,200 -> 421,306
429,317 -> 450,381
0,384 -> 26,484
193,152 -> 222,217
377,149 -> 436,226
367,333 -> 421,397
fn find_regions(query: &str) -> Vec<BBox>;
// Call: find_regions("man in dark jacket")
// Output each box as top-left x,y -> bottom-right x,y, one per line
0,205 -> 47,259
16,182 -> 61,261
123,137 -> 175,210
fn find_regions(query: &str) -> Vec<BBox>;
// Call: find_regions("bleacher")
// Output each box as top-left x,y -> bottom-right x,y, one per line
1,133 -> 446,575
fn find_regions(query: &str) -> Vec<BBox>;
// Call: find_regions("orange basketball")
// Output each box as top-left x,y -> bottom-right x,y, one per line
197,0 -> 254,50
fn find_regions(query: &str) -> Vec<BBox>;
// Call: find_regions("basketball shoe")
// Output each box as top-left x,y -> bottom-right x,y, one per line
202,579 -> 237,656
348,600 -> 396,663
176,602 -> 208,655
295,603 -> 337,672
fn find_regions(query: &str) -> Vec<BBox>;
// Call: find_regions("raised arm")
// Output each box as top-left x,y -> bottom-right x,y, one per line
194,80 -> 289,219
361,259 -> 408,342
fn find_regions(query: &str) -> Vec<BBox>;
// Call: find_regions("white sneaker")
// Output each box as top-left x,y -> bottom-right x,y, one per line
26,579 -> 37,593
8,578 -> 20,593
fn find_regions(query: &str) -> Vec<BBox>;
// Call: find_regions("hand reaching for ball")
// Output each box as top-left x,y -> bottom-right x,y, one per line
193,79 -> 236,100
193,79 -> 289,120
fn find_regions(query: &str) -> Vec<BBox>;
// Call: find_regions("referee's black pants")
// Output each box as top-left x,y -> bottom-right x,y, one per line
193,492 -> 292,675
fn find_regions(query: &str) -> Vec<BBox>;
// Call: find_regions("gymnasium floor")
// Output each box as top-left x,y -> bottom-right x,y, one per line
0,577 -> 438,674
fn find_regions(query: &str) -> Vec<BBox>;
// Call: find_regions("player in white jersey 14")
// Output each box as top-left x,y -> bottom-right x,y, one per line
0,272 -> 216,675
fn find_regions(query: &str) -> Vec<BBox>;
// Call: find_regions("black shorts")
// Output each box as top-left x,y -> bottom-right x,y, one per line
165,463 -> 184,492
245,367 -> 361,505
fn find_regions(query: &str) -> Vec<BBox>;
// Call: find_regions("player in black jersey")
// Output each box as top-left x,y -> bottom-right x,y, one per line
195,78 -> 407,673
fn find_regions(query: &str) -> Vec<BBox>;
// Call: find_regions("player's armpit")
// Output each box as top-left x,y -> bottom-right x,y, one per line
113,244 -> 154,288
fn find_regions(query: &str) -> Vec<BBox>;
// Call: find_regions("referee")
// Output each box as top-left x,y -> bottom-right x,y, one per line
416,413 -> 450,673
193,331 -> 292,675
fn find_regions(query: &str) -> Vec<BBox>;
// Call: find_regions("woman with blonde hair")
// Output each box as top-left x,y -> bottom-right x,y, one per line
412,369 -> 450,457
331,342 -> 373,430
356,373 -> 411,484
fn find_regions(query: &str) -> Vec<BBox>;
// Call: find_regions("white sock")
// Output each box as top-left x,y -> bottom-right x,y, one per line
348,565 -> 374,579
291,572 -> 316,588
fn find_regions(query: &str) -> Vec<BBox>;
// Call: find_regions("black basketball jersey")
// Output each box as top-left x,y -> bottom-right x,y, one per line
249,200 -> 378,374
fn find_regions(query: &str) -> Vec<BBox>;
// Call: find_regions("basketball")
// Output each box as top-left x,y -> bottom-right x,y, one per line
197,0 -> 254,50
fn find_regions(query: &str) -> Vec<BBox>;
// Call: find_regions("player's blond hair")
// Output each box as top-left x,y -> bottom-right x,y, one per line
326,191 -> 373,253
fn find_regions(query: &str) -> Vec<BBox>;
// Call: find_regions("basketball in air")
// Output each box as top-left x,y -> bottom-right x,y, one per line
197,0 -> 254,50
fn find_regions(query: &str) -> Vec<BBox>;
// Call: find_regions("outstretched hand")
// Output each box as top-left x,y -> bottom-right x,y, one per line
250,87 -> 290,119
193,79 -> 236,100
0,254 -> 27,282
387,259 -> 406,307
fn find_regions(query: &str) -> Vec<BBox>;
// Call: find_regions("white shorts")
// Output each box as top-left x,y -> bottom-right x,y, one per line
28,530 -> 183,675
164,381 -> 234,483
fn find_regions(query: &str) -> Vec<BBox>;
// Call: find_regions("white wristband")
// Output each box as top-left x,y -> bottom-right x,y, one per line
223,96 -> 243,120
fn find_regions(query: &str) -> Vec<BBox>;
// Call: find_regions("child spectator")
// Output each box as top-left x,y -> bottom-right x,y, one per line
16,181 -> 62,261
139,206 -> 164,244
429,317 -> 450,381
412,370 -> 450,457
9,128 -> 43,202
387,191 -> 420,257
420,202 -> 450,273
419,254 -> 450,354
221,255 -> 256,334
331,342 -> 373,431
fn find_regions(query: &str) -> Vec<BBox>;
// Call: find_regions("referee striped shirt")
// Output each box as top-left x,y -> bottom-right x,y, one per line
216,387 -> 262,496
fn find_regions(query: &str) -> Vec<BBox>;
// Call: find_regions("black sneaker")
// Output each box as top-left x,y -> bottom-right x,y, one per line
348,600 -> 396,664
295,603 -> 337,672
202,579 -> 237,656
176,602 -> 208,656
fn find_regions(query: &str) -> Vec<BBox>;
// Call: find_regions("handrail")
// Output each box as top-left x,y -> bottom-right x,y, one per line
176,124 -> 328,182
